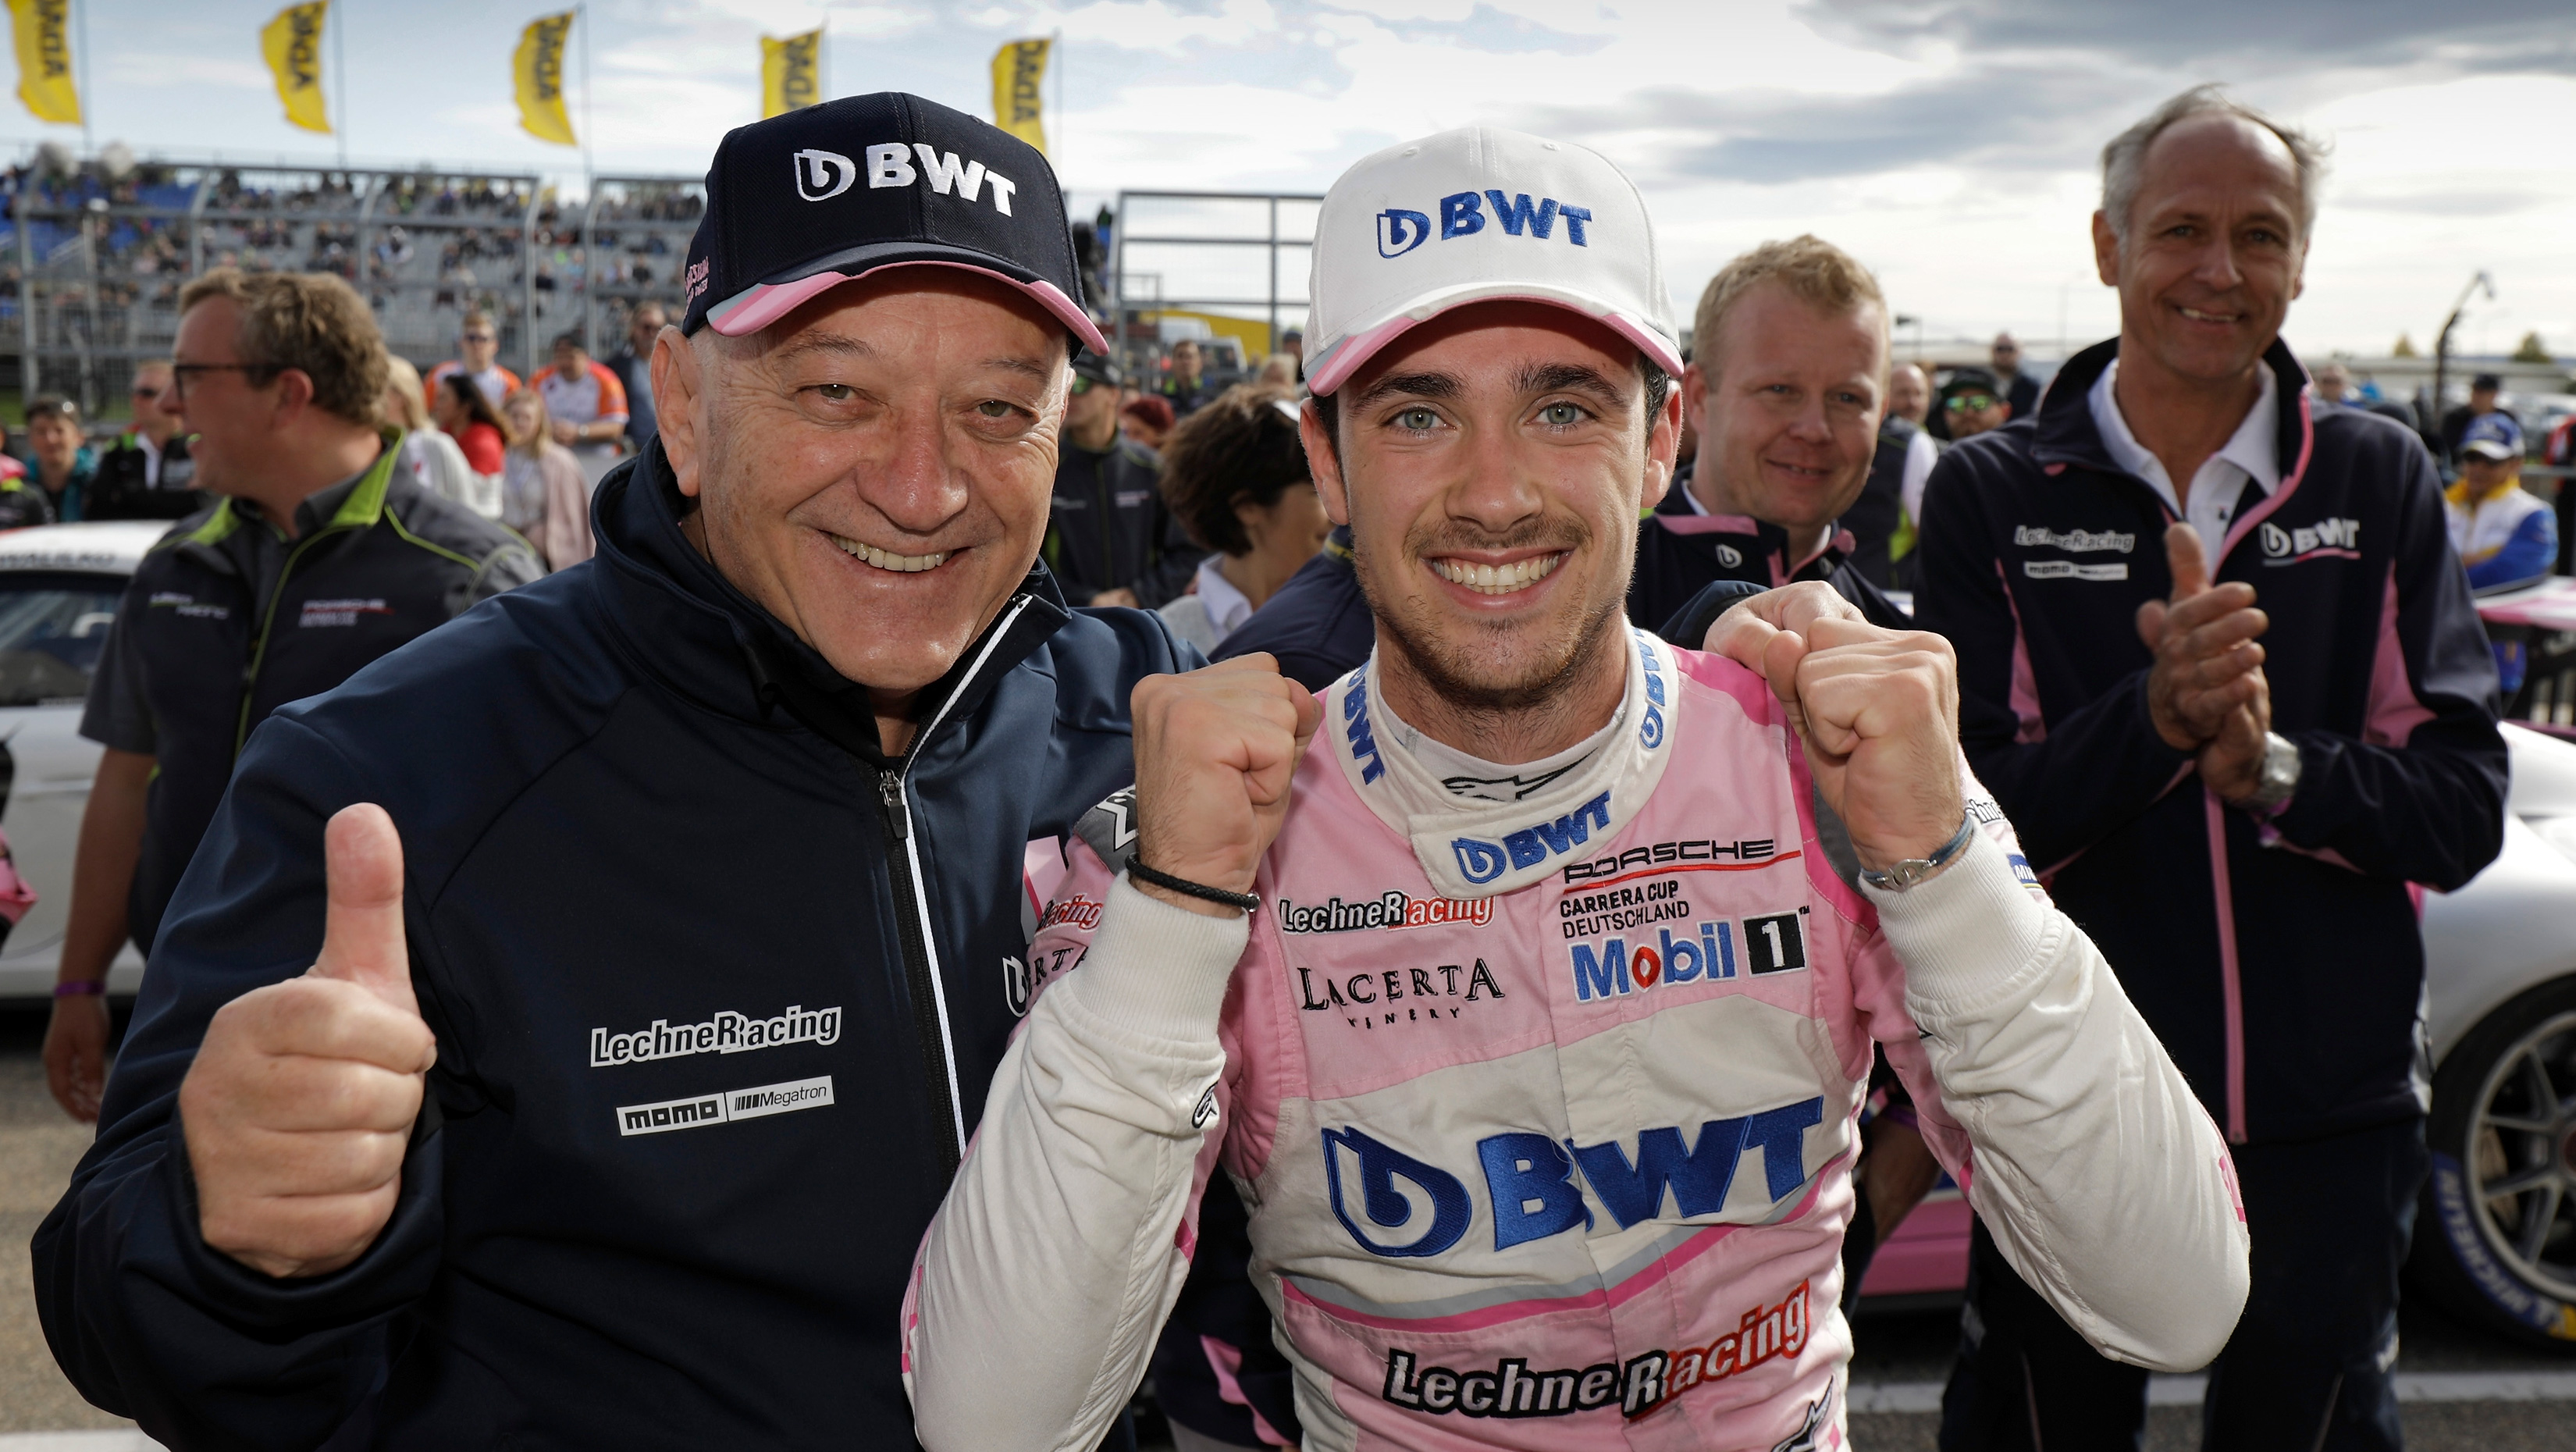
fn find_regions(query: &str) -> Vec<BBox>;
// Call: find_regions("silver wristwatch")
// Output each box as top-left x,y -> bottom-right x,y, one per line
1858,813 -> 1976,893
2245,731 -> 2301,811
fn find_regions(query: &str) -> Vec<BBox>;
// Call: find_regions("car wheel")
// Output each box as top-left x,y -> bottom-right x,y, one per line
2412,974 -> 2576,1352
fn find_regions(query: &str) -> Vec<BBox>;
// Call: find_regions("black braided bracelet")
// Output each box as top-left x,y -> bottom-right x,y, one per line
1126,859 -> 1260,913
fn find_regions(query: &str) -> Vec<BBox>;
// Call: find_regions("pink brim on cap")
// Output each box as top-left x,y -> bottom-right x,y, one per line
706,259 -> 1110,355
1306,289 -> 1682,397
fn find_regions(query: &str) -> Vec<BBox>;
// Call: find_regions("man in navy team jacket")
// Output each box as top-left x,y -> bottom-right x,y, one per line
35,94 -> 1194,1450
1916,87 -> 2506,1451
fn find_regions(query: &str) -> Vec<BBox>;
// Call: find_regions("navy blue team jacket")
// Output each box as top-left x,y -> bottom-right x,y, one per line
1628,464 -> 1910,635
1915,337 -> 2506,1146
34,444 -> 1189,1450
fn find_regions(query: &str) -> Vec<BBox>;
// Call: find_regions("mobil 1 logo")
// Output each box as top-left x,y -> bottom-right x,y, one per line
1742,909 -> 1807,976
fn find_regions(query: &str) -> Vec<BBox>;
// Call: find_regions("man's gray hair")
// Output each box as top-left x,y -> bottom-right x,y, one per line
2101,85 -> 2329,247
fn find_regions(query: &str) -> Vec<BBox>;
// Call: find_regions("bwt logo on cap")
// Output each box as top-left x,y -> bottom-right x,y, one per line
1376,189 -> 1593,259
795,148 -> 857,201
790,142 -> 1021,215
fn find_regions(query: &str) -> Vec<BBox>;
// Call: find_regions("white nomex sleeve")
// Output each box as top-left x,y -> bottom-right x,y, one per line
906,874 -> 1244,1452
1867,826 -> 2252,1371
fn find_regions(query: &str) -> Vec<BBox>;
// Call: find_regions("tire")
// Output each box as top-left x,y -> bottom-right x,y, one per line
2410,973 -> 2576,1352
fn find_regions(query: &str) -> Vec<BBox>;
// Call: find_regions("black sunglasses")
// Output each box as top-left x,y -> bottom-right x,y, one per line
1944,393 -> 2000,414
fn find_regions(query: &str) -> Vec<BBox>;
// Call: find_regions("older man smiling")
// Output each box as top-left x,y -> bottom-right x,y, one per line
1917,86 -> 2506,1452
35,93 -> 1191,1450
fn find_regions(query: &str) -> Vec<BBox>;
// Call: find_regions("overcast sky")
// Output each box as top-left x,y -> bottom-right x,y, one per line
17,0 -> 2576,361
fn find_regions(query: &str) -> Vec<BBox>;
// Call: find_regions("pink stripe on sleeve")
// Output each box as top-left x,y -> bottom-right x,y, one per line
2364,565 -> 2435,747
2204,790 -> 2247,1143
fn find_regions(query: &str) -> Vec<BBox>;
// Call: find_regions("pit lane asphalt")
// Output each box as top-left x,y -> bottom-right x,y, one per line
5,1007 -> 2570,1447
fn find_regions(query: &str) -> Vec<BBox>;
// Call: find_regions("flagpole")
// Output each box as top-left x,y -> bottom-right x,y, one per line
578,3 -> 594,187
331,0 -> 348,168
75,0 -> 92,153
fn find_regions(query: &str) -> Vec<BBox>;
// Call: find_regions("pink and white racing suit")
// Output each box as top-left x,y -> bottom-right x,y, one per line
907,631 -> 2249,1451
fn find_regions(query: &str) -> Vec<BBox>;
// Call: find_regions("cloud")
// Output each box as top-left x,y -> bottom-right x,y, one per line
101,53 -> 270,94
1797,0 -> 2576,70
1531,63 -> 2147,185
1315,2 -> 1610,56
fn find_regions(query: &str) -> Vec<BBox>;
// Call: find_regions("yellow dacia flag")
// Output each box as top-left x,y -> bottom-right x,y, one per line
5,0 -> 79,126
991,37 -> 1048,155
261,2 -> 332,135
514,9 -> 578,147
760,27 -> 821,119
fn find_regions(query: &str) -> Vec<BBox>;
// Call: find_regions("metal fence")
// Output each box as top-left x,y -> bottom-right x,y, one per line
1,154 -> 703,420
1110,190 -> 1319,383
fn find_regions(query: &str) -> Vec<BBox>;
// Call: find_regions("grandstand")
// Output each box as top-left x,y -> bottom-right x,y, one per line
0,149 -> 701,421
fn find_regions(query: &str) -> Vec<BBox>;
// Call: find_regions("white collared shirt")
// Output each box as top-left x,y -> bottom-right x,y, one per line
1190,553 -> 1255,641
2088,358 -> 2279,561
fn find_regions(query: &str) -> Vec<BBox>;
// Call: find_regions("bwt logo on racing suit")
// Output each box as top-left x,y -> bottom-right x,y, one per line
1376,189 -> 1595,258
1452,791 -> 1612,885
1343,669 -> 1387,784
2260,516 -> 2362,564
1322,1095 -> 1826,1258
1279,890 -> 1494,934
1379,1279 -> 1811,1420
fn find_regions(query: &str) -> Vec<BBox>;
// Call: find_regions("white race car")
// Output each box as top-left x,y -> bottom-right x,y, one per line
0,521 -> 176,1000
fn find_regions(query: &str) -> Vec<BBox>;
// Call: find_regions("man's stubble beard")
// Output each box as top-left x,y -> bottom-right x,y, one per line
1353,508 -> 1630,724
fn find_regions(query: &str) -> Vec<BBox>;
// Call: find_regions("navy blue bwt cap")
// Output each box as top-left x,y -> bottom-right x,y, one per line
680,91 -> 1107,354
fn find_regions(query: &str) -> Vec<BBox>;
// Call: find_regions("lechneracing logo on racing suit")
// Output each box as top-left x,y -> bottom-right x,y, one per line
1378,1279 -> 1812,1421
1279,890 -> 1494,934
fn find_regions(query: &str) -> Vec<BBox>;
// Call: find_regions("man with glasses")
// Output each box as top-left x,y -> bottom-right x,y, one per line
39,269 -> 536,1125
1043,354 -> 1201,608
1936,365 -> 2014,440
425,309 -> 521,409
91,360 -> 205,521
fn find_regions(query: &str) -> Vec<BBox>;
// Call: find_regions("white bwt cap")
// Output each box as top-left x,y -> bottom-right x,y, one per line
1303,126 -> 1681,397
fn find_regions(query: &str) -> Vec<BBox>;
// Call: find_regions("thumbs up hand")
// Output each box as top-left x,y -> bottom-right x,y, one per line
180,805 -> 437,1279
2137,523 -> 2269,751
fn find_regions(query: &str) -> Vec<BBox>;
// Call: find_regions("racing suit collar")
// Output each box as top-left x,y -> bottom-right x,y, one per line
1327,628 -> 1681,899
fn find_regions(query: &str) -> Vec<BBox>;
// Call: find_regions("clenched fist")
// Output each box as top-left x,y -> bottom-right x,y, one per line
1703,579 -> 1866,664
1128,656 -> 1321,916
180,804 -> 436,1279
1751,617 -> 1966,874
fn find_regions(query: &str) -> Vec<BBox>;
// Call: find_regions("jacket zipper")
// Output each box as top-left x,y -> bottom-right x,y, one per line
877,769 -> 963,1177
869,595 -> 1035,1181
234,525 -> 351,756
2140,493 -> 2251,1144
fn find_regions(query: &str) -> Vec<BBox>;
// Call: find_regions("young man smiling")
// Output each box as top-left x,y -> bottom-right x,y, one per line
907,126 -> 2250,1452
